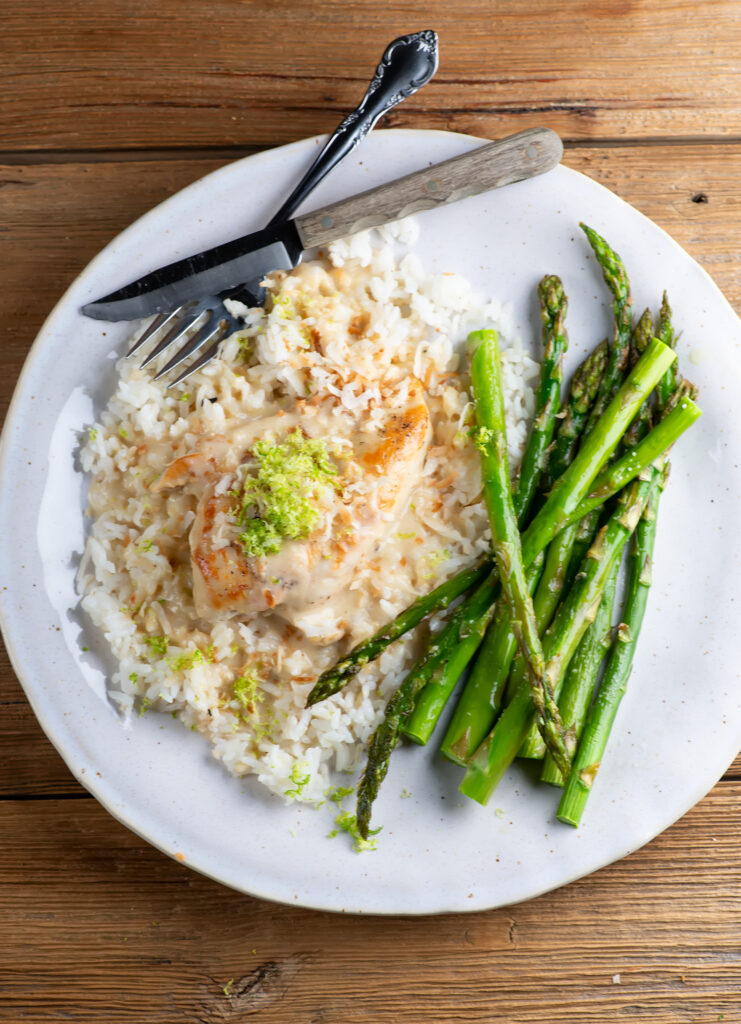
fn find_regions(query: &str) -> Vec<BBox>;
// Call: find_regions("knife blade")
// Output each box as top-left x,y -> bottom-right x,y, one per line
82,127 -> 563,323
83,223 -> 304,322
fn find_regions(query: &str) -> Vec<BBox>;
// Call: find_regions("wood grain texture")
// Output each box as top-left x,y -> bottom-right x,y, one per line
1,789 -> 740,1023
2,0 -> 741,151
2,4 -> 741,1018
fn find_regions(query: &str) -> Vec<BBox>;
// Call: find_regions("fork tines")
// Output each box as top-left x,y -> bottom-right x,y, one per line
152,311 -> 231,381
129,296 -> 236,387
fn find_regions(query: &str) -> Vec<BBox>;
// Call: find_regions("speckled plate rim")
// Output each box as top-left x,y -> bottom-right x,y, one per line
1,129 -> 740,915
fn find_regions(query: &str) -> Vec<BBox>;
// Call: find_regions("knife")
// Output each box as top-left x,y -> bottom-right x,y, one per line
82,127 -> 563,323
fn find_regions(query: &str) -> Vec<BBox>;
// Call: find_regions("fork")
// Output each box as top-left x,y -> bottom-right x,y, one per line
128,29 -> 438,387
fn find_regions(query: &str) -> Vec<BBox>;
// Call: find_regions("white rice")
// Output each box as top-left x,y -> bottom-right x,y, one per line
77,220 -> 537,806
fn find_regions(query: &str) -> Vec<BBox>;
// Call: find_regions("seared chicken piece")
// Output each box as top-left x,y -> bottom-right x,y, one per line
155,383 -> 431,627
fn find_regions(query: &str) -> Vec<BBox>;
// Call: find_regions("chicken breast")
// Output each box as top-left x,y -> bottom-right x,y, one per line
154,383 -> 431,632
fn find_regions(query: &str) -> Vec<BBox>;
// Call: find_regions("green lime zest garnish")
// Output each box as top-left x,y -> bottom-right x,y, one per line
284,760 -> 311,799
328,810 -> 381,852
232,668 -> 262,715
235,429 -> 338,559
166,645 -> 214,672
327,785 -> 354,804
145,635 -> 169,656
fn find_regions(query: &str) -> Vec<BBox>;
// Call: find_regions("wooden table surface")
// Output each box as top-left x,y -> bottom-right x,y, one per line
2,3 -> 740,1021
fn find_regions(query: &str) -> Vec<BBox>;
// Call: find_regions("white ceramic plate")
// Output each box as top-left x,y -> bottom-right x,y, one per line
2,131 -> 740,915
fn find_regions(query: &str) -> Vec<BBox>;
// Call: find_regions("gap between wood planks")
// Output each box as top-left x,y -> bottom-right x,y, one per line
1,135 -> 741,166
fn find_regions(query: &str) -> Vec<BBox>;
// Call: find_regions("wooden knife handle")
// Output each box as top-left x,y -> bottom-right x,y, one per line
294,127 -> 563,250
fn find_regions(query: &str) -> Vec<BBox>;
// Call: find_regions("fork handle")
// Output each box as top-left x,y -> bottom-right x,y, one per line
294,127 -> 563,249
266,30 -> 438,227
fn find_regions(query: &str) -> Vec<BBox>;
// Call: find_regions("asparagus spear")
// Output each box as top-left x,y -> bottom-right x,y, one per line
580,224 -> 633,427
440,343 -> 608,764
623,308 -> 655,447
468,330 -> 572,777
403,279 -> 571,749
560,509 -> 599,593
543,340 -> 609,492
460,478 -> 651,806
511,275 -> 569,521
656,292 -> 679,410
539,560 -> 619,784
305,557 -> 489,707
632,307 -> 654,362
557,467 -> 667,826
354,338 -> 681,836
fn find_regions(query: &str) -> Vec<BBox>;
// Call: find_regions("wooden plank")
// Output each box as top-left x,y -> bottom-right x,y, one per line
2,0 -> 741,150
1,786 -> 740,1022
0,661 -> 86,798
1,142 -> 739,795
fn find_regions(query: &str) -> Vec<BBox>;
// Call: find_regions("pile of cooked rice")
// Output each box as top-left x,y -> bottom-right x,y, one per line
77,219 -> 537,805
